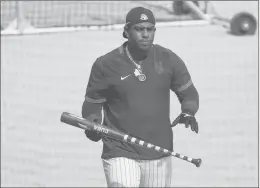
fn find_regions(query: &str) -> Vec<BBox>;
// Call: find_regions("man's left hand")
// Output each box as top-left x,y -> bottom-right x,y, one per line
171,113 -> 198,133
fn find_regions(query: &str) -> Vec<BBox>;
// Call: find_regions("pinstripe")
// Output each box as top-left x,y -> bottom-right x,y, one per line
165,158 -> 169,186
107,159 -> 111,185
117,158 -> 121,187
121,158 -> 124,187
130,158 -> 133,184
103,156 -> 172,187
170,157 -> 172,186
124,158 -> 127,185
138,156 -> 173,187
110,159 -> 113,186
119,158 -> 123,186
147,161 -> 150,186
125,158 -> 128,186
135,159 -> 139,185
171,157 -> 172,185
103,157 -> 141,187
149,161 -> 152,187
155,160 -> 157,187
152,160 -> 154,187
144,160 -> 147,185
120,158 -> 122,187
142,160 -> 146,185
102,159 -> 108,184
157,158 -> 160,187
155,159 -> 158,187
111,159 -> 114,185
156,159 -> 158,186
131,159 -> 133,184
149,161 -> 151,186
167,156 -> 172,186
160,158 -> 162,187
110,159 -> 113,185
117,158 -> 120,186
133,159 -> 136,184
170,157 -> 172,185
152,160 -> 155,187
115,159 -> 118,186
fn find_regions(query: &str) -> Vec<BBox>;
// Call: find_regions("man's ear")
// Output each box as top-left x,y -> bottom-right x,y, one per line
124,23 -> 131,38
125,31 -> 129,38
124,27 -> 129,38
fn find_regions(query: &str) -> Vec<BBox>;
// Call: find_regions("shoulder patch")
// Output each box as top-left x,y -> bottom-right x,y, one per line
154,61 -> 164,74
153,45 -> 168,74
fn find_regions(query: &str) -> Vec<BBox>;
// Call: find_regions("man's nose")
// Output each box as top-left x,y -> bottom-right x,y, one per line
142,30 -> 149,38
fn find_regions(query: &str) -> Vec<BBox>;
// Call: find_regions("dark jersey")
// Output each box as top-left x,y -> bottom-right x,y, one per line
85,42 -> 192,160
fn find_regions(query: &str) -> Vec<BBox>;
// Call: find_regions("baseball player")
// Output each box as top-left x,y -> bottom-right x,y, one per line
82,7 -> 199,187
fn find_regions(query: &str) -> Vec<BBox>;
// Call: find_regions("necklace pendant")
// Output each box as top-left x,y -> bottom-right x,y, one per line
138,74 -> 146,81
134,69 -> 146,81
134,69 -> 140,77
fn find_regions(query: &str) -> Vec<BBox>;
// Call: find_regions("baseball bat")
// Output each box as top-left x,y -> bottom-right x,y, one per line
60,112 -> 202,167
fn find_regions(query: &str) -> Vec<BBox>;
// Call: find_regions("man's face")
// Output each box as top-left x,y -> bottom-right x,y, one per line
127,22 -> 156,51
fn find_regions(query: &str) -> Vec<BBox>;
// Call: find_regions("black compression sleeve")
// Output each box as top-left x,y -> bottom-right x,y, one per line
175,84 -> 199,115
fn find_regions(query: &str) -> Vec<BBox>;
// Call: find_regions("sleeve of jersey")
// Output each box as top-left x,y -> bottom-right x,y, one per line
170,53 -> 199,115
85,59 -> 109,104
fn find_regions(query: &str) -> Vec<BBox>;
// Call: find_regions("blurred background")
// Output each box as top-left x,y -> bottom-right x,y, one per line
1,1 -> 258,187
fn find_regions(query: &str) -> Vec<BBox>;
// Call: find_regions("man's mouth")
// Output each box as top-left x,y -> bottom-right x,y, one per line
140,41 -> 150,45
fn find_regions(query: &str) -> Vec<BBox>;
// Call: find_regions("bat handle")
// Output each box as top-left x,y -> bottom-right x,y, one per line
191,158 -> 202,167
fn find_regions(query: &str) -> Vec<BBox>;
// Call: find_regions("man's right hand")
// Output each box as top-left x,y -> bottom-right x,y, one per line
85,130 -> 102,142
84,114 -> 102,142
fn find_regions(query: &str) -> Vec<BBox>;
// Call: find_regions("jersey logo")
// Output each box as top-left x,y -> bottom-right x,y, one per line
155,61 -> 164,74
121,74 -> 131,80
140,14 -> 148,20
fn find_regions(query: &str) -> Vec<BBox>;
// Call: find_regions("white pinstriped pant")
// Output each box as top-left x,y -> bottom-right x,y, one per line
102,156 -> 172,187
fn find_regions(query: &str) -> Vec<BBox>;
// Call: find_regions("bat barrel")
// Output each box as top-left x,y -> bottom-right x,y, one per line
61,112 -> 126,139
60,112 -> 81,127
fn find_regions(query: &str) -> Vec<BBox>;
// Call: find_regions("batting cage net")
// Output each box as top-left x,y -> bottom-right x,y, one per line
1,1 -> 210,35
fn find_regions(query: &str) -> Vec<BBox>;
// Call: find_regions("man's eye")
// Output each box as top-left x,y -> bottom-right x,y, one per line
135,27 -> 143,32
134,27 -> 155,32
147,27 -> 155,32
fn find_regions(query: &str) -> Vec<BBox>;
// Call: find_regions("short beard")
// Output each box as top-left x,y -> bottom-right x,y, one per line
127,41 -> 152,61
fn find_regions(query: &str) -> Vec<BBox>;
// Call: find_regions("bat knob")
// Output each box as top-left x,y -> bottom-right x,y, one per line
192,158 -> 202,167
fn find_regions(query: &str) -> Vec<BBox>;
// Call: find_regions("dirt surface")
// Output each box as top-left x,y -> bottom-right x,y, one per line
1,23 -> 258,187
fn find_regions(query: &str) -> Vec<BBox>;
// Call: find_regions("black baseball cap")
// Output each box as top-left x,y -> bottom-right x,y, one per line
123,7 -> 156,38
